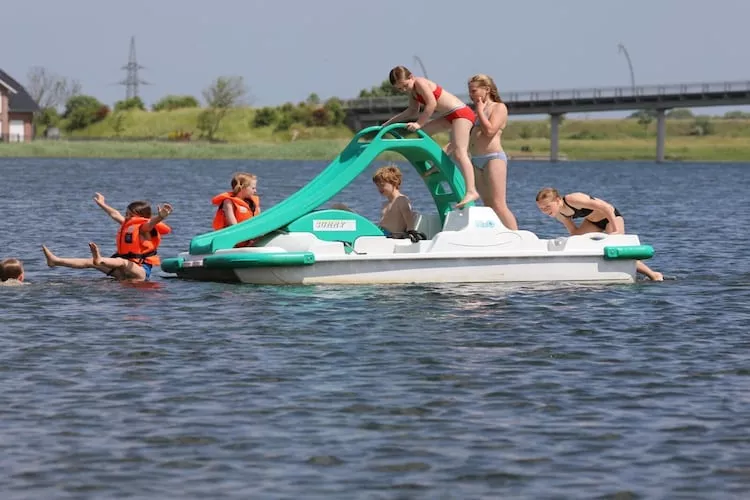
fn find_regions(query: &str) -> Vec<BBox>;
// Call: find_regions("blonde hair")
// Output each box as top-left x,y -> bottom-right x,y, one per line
231,172 -> 257,196
0,258 -> 24,281
372,164 -> 403,189
389,66 -> 413,86
536,187 -> 562,202
469,74 -> 503,103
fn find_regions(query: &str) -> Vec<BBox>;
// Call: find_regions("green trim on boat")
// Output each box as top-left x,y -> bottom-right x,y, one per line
603,245 -> 654,260
161,257 -> 183,273
203,252 -> 315,269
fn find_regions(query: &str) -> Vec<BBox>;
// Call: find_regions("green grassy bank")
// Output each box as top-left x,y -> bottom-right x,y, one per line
2,108 -> 750,162
3,136 -> 750,162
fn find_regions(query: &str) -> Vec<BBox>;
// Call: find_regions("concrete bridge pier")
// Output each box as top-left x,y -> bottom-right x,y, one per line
656,109 -> 667,163
344,112 -> 363,132
550,113 -> 562,162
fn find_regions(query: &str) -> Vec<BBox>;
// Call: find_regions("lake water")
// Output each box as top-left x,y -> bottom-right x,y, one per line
1,157 -> 749,499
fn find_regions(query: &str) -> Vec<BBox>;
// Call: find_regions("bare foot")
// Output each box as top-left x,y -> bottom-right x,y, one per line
89,242 -> 103,266
456,191 -> 480,209
650,272 -> 664,282
41,245 -> 58,267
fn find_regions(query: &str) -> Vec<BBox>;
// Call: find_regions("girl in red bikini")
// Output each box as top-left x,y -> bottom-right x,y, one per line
382,66 -> 479,209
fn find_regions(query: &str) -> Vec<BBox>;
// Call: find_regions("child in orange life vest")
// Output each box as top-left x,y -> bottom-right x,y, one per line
42,193 -> 173,281
212,172 -> 260,230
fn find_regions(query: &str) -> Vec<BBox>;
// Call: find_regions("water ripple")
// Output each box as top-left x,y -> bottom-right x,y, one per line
0,158 -> 749,498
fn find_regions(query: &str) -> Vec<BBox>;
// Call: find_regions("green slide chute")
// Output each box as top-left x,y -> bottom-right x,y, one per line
188,124 -> 470,255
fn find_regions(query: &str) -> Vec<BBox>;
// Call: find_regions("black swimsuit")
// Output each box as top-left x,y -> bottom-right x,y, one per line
563,196 -> 622,231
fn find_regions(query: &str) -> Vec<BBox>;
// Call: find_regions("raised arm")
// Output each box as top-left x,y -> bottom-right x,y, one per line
476,101 -> 507,137
94,193 -> 125,224
141,203 -> 173,233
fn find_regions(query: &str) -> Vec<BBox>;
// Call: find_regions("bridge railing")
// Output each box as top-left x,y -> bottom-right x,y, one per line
343,80 -> 750,110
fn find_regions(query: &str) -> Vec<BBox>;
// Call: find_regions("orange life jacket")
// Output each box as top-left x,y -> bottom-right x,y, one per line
211,192 -> 261,230
114,216 -> 171,266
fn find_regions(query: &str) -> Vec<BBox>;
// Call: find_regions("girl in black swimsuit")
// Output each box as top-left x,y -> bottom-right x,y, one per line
560,194 -> 622,231
535,187 -> 663,281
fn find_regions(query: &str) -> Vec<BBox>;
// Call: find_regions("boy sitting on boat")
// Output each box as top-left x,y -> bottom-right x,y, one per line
372,165 -> 417,237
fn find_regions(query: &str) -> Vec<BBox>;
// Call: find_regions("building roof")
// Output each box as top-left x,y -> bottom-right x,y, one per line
0,69 -> 41,113
0,78 -> 16,93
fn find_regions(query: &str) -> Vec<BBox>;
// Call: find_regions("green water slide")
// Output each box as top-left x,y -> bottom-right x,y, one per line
186,124 -> 470,255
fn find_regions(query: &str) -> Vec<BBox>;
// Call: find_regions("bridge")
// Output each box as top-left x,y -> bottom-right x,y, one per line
342,80 -> 750,162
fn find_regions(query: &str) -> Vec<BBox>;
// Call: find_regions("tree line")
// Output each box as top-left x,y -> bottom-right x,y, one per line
25,67 -> 348,140
24,68 -> 750,141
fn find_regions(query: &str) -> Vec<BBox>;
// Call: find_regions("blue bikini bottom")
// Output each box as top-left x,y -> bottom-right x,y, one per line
471,151 -> 508,170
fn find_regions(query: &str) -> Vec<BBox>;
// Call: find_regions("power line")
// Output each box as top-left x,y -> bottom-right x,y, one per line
118,36 -> 150,100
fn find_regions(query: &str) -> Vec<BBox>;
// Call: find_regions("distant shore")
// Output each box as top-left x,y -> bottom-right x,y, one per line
2,136 -> 750,162
4,109 -> 750,162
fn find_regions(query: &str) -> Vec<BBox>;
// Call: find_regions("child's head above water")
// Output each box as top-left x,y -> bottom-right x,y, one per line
0,258 -> 24,282
230,172 -> 257,199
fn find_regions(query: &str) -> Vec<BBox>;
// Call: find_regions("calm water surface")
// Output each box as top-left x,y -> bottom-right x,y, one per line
1,157 -> 749,499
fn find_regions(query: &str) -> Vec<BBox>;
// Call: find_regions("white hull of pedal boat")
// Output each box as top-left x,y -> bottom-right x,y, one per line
161,125 -> 657,286
166,207 -> 651,285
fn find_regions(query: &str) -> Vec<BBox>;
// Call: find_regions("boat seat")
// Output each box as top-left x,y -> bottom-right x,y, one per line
412,212 -> 443,239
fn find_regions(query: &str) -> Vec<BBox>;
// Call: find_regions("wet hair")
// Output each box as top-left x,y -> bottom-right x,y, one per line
536,187 -> 562,202
231,173 -> 257,196
126,200 -> 152,218
0,258 -> 24,281
389,66 -> 413,86
373,164 -> 403,189
469,74 -> 503,103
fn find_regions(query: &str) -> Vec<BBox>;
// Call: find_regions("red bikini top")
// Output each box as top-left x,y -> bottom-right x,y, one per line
414,85 -> 443,104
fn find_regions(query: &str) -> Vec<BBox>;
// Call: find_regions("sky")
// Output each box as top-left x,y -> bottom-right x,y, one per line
3,0 -> 750,116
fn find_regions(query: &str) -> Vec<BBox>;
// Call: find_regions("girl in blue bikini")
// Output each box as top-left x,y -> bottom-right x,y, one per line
467,74 -> 518,230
